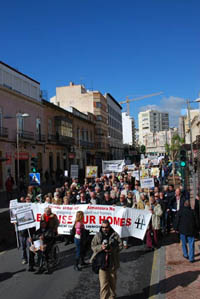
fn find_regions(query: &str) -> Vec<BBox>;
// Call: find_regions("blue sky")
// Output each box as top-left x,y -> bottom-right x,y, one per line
1,0 -> 200,127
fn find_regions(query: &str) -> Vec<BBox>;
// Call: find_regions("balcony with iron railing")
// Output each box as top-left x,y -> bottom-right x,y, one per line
0,127 -> 8,138
80,140 -> 95,149
35,133 -> 46,143
18,130 -> 34,140
47,133 -> 74,146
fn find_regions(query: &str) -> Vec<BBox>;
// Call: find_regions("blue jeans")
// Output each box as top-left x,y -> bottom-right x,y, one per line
180,234 -> 195,262
74,237 -> 81,259
19,234 -> 30,261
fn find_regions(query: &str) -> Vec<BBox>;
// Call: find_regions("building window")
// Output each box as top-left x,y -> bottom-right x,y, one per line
81,129 -> 84,140
86,130 -> 88,141
17,116 -> 24,133
48,119 -> 52,138
36,118 -> 41,137
96,102 -> 102,108
96,115 -> 102,121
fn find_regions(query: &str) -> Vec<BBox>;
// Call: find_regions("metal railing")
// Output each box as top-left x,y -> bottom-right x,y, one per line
47,134 -> 74,145
80,140 -> 95,149
35,133 -> 46,142
18,130 -> 34,140
0,127 -> 8,137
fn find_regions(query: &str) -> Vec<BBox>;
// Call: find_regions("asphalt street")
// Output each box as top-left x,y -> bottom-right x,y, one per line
0,239 -> 154,299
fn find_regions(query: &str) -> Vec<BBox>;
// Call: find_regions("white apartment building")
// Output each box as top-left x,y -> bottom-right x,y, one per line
144,128 -> 178,155
104,93 -> 123,159
122,112 -> 135,146
138,110 -> 169,145
180,109 -> 200,144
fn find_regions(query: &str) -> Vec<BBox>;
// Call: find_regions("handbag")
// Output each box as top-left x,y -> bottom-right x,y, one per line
70,225 -> 75,236
92,251 -> 109,274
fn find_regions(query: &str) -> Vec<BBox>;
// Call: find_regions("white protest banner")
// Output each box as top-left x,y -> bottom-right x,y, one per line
70,164 -> 79,178
126,164 -> 136,171
15,205 -> 35,231
102,160 -> 125,173
140,178 -> 155,189
31,204 -> 151,240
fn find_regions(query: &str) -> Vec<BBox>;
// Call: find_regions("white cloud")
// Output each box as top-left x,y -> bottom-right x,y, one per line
139,96 -> 185,127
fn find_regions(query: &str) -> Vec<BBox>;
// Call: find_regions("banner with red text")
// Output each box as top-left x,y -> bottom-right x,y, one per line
32,204 -> 151,240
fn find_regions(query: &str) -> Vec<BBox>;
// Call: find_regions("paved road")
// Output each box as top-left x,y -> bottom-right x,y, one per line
0,239 -> 154,299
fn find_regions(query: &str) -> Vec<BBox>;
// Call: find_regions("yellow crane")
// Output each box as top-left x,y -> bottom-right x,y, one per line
119,92 -> 163,116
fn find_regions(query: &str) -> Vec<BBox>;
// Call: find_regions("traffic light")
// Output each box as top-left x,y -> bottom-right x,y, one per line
180,149 -> 186,167
31,157 -> 38,173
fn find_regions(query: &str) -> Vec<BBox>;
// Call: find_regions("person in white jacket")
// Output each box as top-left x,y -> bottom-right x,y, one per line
145,196 -> 163,250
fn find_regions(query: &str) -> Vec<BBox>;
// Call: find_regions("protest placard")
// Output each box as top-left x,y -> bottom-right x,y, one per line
85,166 -> 98,178
70,164 -> 79,178
132,170 -> 140,180
140,158 -> 149,165
140,168 -> 149,179
9,201 -> 33,223
16,207 -> 35,231
102,160 -> 125,173
140,178 -> 155,189
151,167 -> 160,177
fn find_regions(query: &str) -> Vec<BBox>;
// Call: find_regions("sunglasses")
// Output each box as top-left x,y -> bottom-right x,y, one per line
102,226 -> 109,229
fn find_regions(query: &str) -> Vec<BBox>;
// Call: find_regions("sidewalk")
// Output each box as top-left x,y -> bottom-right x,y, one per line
150,231 -> 200,299
165,233 -> 200,299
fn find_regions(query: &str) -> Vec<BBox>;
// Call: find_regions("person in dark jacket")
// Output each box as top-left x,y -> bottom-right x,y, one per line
28,220 -> 55,273
174,200 -> 198,263
91,220 -> 123,299
194,195 -> 200,234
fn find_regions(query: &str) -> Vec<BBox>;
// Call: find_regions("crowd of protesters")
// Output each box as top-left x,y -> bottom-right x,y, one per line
16,165 -> 200,253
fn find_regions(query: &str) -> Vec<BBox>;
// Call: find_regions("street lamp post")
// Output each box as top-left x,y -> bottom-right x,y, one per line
5,113 -> 30,189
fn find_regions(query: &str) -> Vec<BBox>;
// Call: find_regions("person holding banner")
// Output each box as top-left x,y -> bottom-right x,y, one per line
91,220 -> 123,299
41,207 -> 59,234
73,211 -> 87,271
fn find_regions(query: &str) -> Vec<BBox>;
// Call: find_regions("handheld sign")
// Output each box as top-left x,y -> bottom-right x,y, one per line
140,178 -> 155,189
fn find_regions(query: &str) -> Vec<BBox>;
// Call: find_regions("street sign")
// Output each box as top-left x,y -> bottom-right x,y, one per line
29,172 -> 40,186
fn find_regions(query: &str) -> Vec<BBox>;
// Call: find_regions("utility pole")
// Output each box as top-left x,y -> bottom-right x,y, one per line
187,100 -> 197,201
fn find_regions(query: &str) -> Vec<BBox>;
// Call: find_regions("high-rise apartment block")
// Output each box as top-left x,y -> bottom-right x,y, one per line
122,112 -> 136,146
138,110 -> 169,145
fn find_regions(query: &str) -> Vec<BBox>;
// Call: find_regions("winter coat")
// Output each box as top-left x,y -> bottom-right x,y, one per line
90,227 -> 123,271
41,213 -> 59,233
174,206 -> 198,236
145,203 -> 163,230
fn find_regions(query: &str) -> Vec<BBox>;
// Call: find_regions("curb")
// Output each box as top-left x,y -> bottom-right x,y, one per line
149,245 -> 165,299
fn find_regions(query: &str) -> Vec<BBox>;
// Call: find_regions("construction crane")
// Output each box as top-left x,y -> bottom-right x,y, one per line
119,92 -> 163,116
